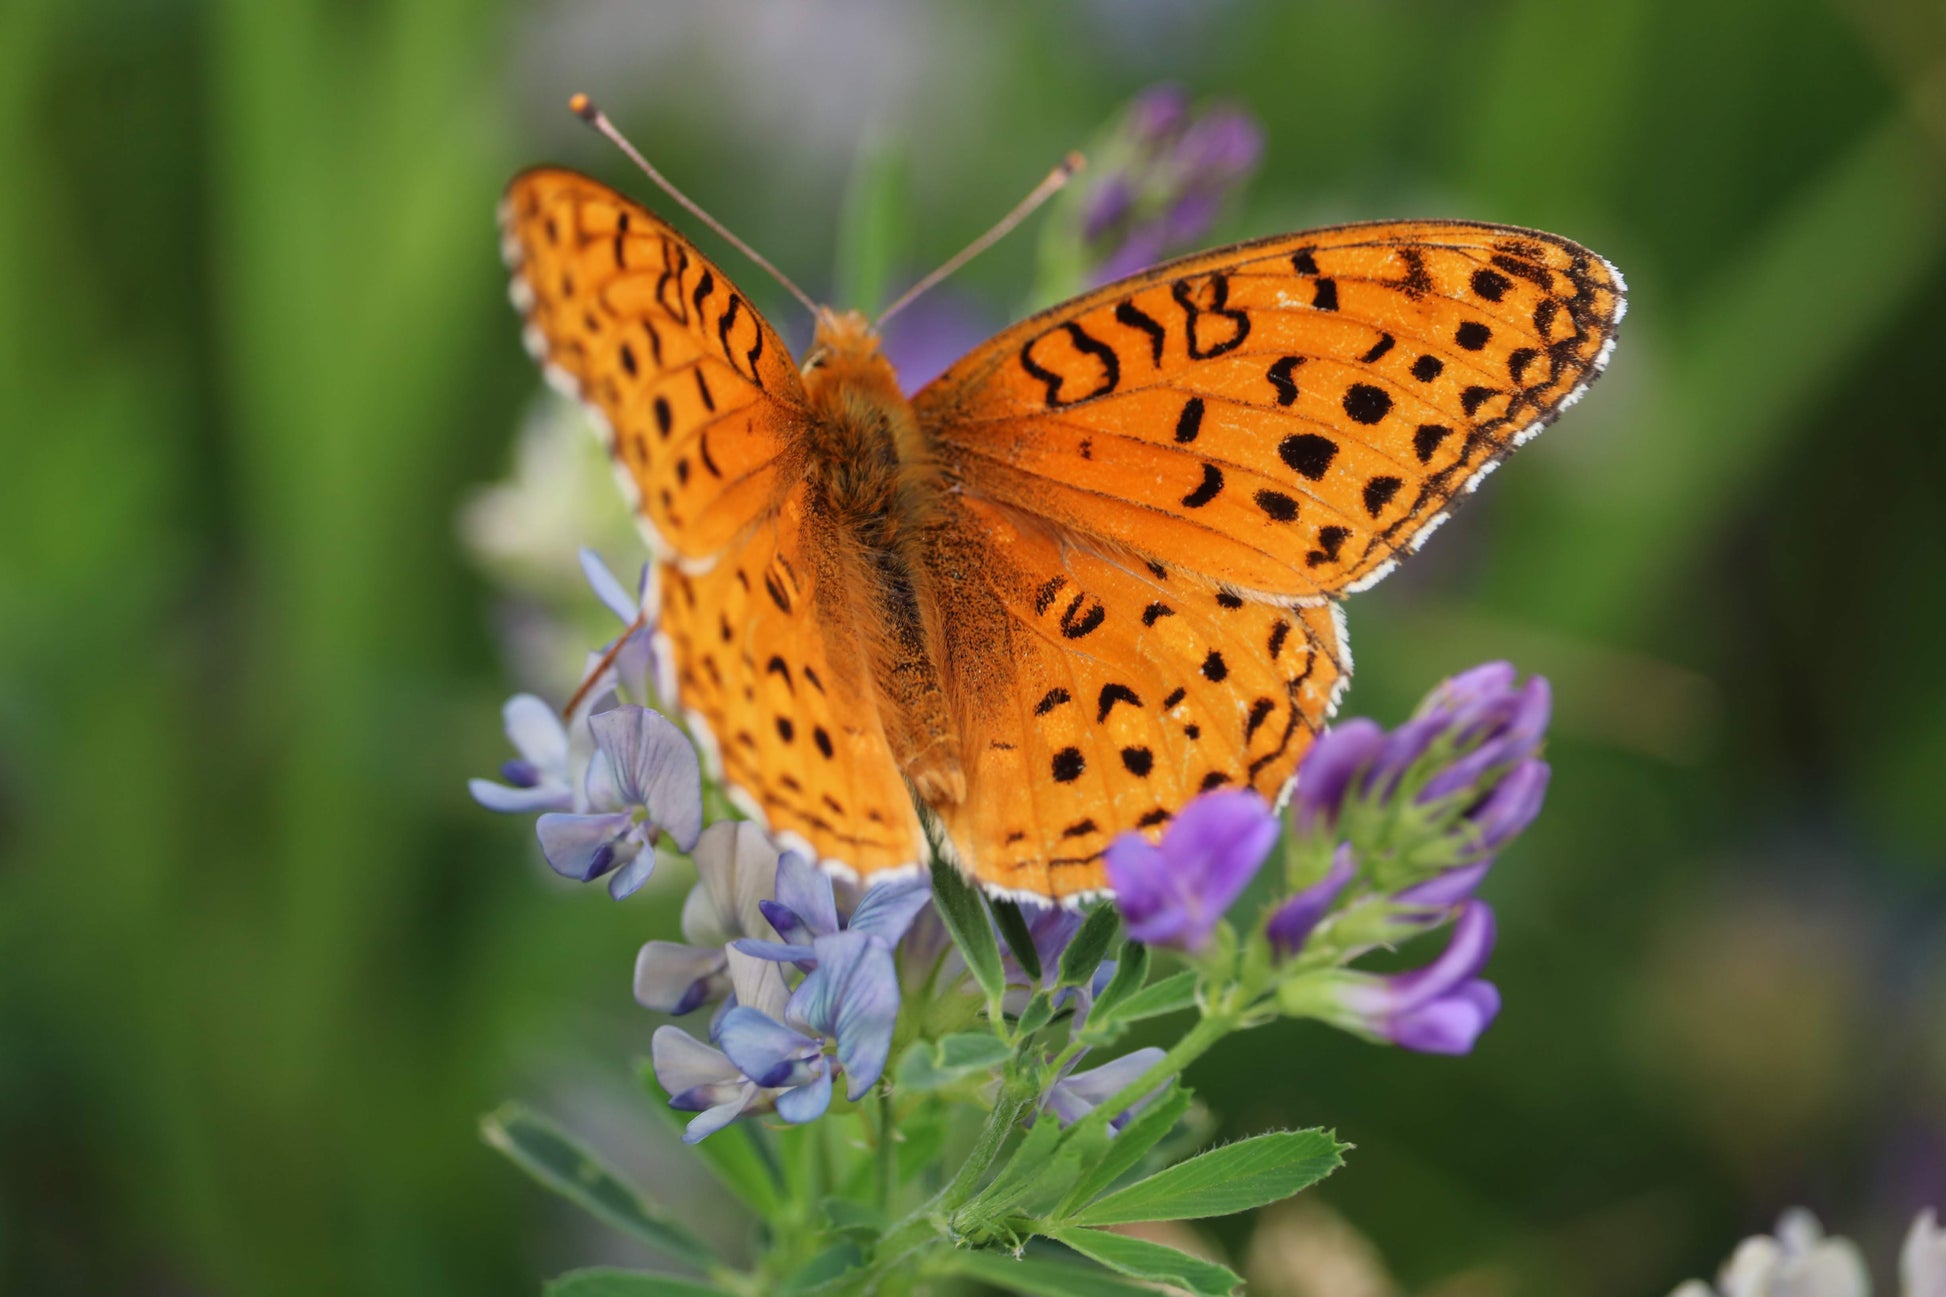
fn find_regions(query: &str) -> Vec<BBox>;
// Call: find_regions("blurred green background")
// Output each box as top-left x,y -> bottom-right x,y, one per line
4,0 -> 1944,1293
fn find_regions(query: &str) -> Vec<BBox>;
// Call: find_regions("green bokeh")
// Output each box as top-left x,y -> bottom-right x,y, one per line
3,1 -> 1943,1293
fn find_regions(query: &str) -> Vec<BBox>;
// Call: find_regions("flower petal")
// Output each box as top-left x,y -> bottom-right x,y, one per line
1383,902 -> 1498,1013
1291,719 -> 1385,830
1393,860 -> 1492,910
468,777 -> 572,814
1048,1046 -> 1169,1128
1467,760 -> 1550,854
589,706 -> 704,852
1387,980 -> 1500,1054
536,811 -> 634,881
682,1094 -> 754,1144
847,876 -> 932,947
688,822 -> 782,944
650,1025 -> 743,1098
730,938 -> 816,966
580,546 -> 639,623
607,844 -> 660,899
725,947 -> 792,1021
503,693 -> 570,773
789,930 -> 900,1099
772,850 -> 838,939
1163,789 -> 1278,913
1267,844 -> 1357,957
634,942 -> 728,1015
1103,836 -> 1187,947
717,1006 -> 821,1089
1901,1209 -> 1946,1297
774,1068 -> 833,1125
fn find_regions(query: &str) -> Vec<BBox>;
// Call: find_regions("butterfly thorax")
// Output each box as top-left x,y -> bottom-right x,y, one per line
797,309 -> 966,809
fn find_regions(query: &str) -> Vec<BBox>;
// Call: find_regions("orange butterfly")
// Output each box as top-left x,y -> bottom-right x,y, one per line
500,98 -> 1625,903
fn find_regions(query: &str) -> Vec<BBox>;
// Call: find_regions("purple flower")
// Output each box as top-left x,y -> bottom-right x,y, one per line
880,290 -> 993,392
1105,789 -> 1279,952
1073,86 -> 1265,287
1126,84 -> 1189,144
535,704 -> 703,899
468,550 -> 665,819
788,929 -> 902,1100
1291,663 -> 1552,879
1267,845 -> 1357,959
650,950 -> 794,1142
632,821 -> 782,1015
714,928 -> 904,1123
1044,1047 -> 1169,1129
1313,902 -> 1502,1055
578,547 -> 663,706
732,852 -> 930,968
469,694 -> 576,813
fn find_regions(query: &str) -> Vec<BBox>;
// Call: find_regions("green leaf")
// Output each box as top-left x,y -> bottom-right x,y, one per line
639,1062 -> 781,1220
1055,1087 -> 1193,1216
1087,969 -> 1197,1036
896,1031 -> 1014,1091
992,898 -> 1043,983
939,1250 -> 1161,1297
1046,1226 -> 1241,1297
929,856 -> 1007,1009
1057,905 -> 1121,988
481,1105 -> 713,1270
818,1197 -> 886,1239
1086,941 -> 1149,1025
777,1239 -> 866,1295
544,1270 -> 724,1297
896,1106 -> 949,1182
1016,989 -> 1055,1036
1068,1129 -> 1345,1226
960,1107 -> 1071,1227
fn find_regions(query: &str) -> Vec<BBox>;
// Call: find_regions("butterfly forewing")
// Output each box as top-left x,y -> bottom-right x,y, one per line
916,221 -> 1626,599
504,170 -> 927,880
501,168 -> 807,559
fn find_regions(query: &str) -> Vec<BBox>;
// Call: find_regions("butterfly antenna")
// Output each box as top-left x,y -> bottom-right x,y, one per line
569,93 -> 820,318
876,151 -> 1085,328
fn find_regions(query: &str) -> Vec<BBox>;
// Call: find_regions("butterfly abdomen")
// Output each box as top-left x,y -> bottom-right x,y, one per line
800,314 -> 965,809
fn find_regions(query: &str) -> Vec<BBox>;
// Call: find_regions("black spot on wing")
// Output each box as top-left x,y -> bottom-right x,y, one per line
1267,355 -> 1304,406
1343,384 -> 1392,425
1114,299 -> 1167,365
1280,434 -> 1338,480
1034,687 -> 1071,716
1096,683 -> 1141,722
1181,462 -> 1223,508
1173,396 -> 1205,444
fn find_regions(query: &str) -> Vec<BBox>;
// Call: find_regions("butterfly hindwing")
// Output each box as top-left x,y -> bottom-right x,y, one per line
916,221 -> 1626,599
658,480 -> 929,879
925,496 -> 1348,900
501,168 -> 808,559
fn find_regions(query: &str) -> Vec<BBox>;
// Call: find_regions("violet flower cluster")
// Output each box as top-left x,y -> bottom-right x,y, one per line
1103,662 -> 1552,1055
1073,84 -> 1265,286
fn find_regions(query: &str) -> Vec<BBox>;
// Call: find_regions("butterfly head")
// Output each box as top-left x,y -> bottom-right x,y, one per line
803,308 -> 901,396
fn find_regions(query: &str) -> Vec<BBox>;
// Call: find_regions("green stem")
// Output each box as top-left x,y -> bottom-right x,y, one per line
875,1089 -> 897,1213
875,1078 -> 1035,1259
1060,1008 -> 1236,1150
